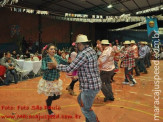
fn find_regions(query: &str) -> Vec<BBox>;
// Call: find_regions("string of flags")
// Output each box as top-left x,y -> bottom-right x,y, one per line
136,5 -> 163,15
0,0 -> 19,7
10,7 -> 49,15
8,6 -> 163,23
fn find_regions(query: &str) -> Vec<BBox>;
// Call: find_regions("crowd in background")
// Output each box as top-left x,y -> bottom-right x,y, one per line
0,39 -> 162,87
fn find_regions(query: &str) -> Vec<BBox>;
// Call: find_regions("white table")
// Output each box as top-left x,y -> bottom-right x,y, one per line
16,60 -> 41,76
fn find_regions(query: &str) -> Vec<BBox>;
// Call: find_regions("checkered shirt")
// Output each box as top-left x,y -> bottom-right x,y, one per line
42,54 -> 68,81
57,47 -> 102,91
120,46 -> 135,68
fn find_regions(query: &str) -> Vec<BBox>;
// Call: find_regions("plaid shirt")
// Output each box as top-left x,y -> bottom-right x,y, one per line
57,47 -> 102,91
120,46 -> 135,68
42,54 -> 68,81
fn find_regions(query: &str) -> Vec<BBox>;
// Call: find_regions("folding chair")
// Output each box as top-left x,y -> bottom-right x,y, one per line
16,63 -> 29,81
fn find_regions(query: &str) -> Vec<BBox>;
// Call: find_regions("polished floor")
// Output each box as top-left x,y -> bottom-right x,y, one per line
0,60 -> 163,122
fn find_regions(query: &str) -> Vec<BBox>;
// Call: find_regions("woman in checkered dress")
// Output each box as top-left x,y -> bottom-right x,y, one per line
37,43 -> 68,115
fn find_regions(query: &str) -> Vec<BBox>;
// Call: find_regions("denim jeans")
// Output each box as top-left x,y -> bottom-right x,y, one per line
4,70 -> 18,84
77,89 -> 100,122
124,67 -> 135,84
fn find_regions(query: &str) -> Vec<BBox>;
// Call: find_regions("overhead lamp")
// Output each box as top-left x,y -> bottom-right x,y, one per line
107,4 -> 113,8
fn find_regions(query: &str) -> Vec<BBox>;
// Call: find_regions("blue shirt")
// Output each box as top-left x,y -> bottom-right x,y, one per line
145,45 -> 150,53
139,46 -> 146,58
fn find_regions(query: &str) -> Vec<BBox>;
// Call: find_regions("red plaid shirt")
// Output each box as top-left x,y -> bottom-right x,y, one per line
120,46 -> 135,68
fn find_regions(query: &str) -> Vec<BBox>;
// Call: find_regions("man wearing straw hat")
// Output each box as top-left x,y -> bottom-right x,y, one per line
98,40 -> 115,102
131,40 -> 140,76
137,41 -> 148,74
120,40 -> 137,86
55,34 -> 101,122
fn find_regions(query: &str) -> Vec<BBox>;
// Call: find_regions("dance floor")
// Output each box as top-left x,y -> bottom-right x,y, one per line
0,60 -> 163,122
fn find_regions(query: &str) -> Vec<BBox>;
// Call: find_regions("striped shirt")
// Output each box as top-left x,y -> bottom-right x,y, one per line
57,47 -> 102,91
42,54 -> 68,81
98,46 -> 115,71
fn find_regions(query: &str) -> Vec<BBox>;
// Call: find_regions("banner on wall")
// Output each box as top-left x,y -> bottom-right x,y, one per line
146,17 -> 159,37
10,25 -> 20,37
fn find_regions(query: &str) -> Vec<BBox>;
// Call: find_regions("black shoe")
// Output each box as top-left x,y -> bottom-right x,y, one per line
143,71 -> 148,74
104,97 -> 114,102
4,83 -> 9,86
48,109 -> 54,115
15,81 -> 18,84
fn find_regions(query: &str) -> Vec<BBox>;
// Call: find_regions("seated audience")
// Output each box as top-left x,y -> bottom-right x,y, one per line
1,52 -> 18,85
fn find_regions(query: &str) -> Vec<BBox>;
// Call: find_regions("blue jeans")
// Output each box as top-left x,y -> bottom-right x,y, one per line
4,70 -> 18,84
77,89 -> 100,122
124,68 -> 135,84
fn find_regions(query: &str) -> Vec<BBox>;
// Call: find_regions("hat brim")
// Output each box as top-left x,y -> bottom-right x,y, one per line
101,43 -> 110,45
123,43 -> 131,44
75,40 -> 91,43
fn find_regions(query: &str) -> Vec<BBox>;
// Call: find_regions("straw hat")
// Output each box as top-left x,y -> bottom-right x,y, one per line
101,40 -> 110,45
140,41 -> 146,44
131,40 -> 136,44
123,40 -> 131,45
76,34 -> 91,43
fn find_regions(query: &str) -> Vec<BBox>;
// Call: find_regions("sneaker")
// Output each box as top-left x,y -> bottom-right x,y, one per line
133,79 -> 137,84
69,90 -> 77,96
66,86 -> 71,91
122,82 -> 129,85
130,83 -> 135,86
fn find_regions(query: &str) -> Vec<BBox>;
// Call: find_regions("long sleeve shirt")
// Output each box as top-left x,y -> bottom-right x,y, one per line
139,46 -> 146,58
120,46 -> 135,68
132,45 -> 139,58
70,52 -> 77,61
42,54 -> 68,81
1,57 -> 17,68
57,47 -> 102,91
98,46 -> 115,71
145,45 -> 150,53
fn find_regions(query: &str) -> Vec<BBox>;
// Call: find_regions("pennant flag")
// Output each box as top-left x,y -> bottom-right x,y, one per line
146,17 -> 159,37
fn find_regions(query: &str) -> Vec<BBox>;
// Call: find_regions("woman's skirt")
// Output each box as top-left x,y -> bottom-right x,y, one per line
37,78 -> 62,96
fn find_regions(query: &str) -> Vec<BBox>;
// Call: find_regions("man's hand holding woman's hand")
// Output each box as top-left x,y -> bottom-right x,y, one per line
47,62 -> 57,69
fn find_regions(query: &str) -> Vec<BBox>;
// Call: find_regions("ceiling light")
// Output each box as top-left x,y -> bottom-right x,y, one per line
107,4 -> 113,8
